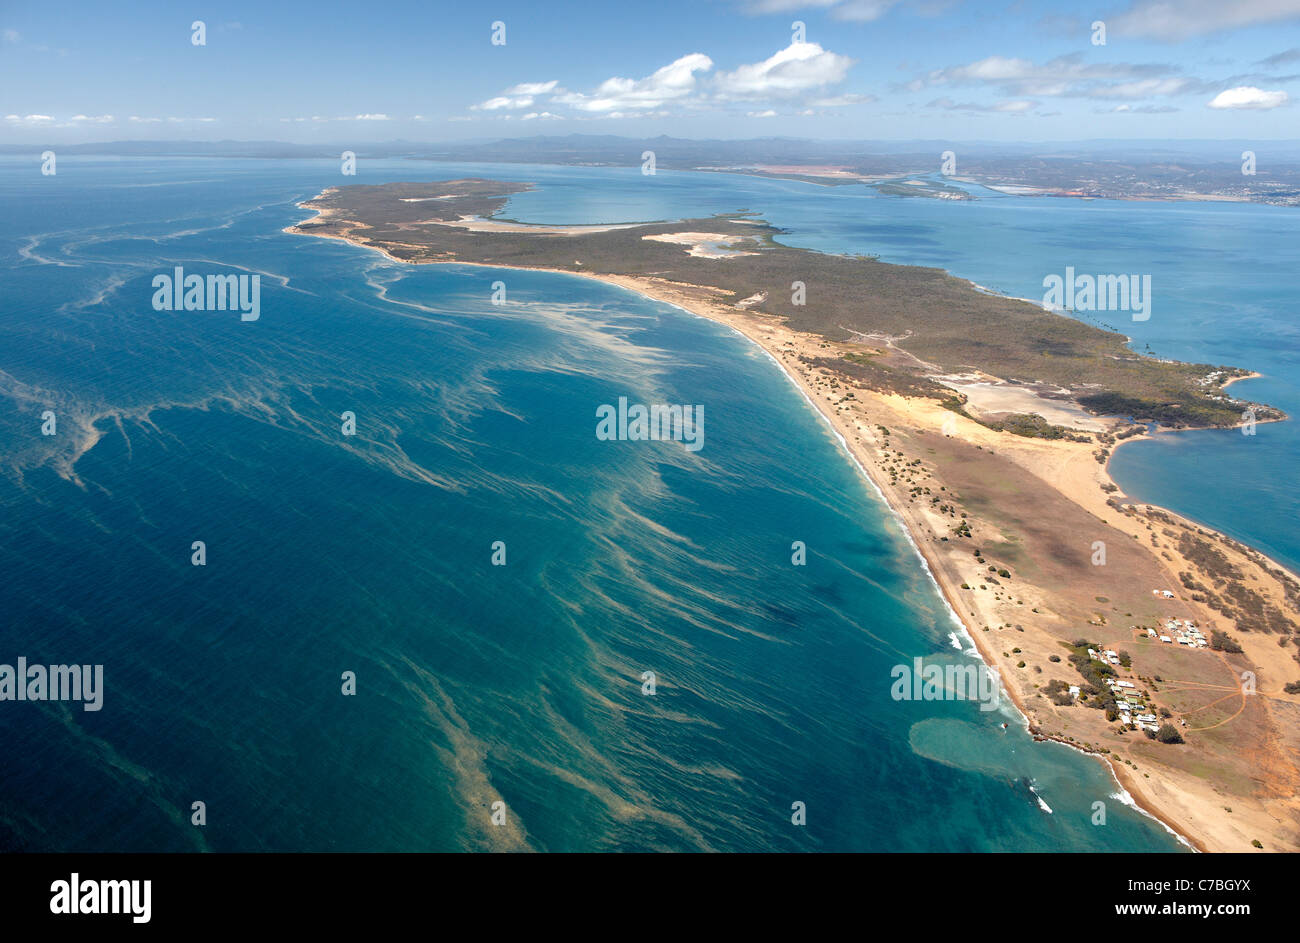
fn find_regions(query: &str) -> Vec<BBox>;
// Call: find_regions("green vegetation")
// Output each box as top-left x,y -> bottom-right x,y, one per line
1042,679 -> 1074,706
1067,641 -> 1116,714
983,413 -> 1091,442
1079,390 -> 1276,430
1175,531 -> 1295,635
1150,724 -> 1184,744
1211,630 -> 1244,653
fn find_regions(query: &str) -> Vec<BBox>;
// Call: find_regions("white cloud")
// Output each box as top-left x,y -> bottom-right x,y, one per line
715,41 -> 853,98
521,111 -> 563,120
555,53 -> 714,111
507,81 -> 559,96
472,81 -> 563,112
70,114 -> 114,123
747,109 -> 779,117
1113,0 -> 1300,42
475,96 -> 534,111
351,113 -> 390,121
1107,103 -> 1179,113
926,97 -> 1038,113
1088,77 -> 1197,98
5,114 -> 53,124
128,116 -> 162,123
918,53 -> 1202,100
468,43 -> 857,118
1207,86 -> 1289,109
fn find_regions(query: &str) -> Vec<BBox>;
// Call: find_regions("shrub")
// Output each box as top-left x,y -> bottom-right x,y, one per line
1211,630 -> 1243,653
1155,724 -> 1184,744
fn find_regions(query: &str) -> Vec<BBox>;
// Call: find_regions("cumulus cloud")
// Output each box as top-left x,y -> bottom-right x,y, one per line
714,41 -> 854,98
1112,0 -> 1300,42
466,41 -> 860,118
1206,86 -> 1289,109
554,53 -> 714,111
473,81 -> 563,112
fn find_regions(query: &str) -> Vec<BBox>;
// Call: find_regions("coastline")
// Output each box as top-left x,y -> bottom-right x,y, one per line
284,200 -> 1300,853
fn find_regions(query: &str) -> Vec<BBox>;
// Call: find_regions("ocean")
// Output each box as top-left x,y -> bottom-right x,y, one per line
6,154 -> 1276,851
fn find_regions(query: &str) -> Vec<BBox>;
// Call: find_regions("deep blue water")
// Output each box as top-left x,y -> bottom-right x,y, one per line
0,154 -> 1254,851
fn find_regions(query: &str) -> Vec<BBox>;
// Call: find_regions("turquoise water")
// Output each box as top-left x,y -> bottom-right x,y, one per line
0,156 -> 1219,851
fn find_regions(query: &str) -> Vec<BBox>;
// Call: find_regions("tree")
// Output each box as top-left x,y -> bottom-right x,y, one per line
1155,723 -> 1184,744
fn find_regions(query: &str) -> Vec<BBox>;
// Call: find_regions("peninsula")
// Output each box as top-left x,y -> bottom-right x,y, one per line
289,178 -> 1300,852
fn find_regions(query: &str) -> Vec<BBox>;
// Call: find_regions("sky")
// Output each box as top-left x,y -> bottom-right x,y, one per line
2,0 -> 1300,143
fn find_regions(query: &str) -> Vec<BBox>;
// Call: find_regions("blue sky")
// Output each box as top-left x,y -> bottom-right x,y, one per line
2,0 -> 1299,142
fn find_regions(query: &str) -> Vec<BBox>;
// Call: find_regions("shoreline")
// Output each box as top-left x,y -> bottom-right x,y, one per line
285,200 -> 1300,853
